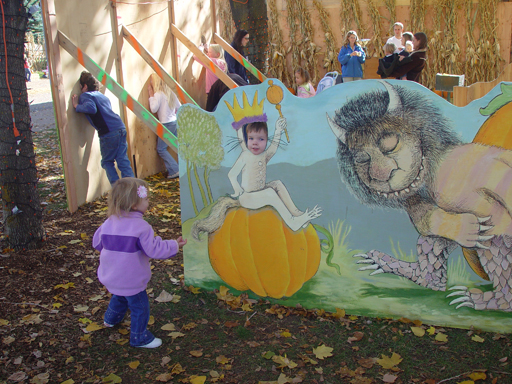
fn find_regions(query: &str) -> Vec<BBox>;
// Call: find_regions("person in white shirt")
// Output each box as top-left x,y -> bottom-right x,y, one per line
385,22 -> 404,53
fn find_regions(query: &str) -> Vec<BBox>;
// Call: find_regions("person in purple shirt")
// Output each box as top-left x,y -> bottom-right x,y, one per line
72,71 -> 134,185
93,177 -> 187,348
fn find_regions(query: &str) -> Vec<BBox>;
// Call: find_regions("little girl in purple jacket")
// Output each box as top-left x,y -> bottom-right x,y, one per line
93,177 -> 187,348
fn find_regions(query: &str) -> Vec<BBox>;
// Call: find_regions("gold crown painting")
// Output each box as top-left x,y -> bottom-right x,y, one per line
225,91 -> 267,130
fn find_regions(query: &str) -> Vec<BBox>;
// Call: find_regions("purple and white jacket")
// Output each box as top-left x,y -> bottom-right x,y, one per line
93,211 -> 178,296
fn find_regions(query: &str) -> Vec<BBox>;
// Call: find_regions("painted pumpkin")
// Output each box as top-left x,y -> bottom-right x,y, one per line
208,207 -> 321,299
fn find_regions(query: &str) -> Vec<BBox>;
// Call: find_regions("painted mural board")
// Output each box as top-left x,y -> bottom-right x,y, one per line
177,79 -> 512,333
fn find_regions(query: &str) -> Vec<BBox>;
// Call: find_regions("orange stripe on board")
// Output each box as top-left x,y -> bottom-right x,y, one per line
126,95 -> 134,111
77,48 -> 85,66
155,63 -> 163,78
208,60 -> 216,74
257,72 -> 263,82
156,123 -> 163,139
129,35 -> 141,55
177,88 -> 185,103
101,75 -> 107,86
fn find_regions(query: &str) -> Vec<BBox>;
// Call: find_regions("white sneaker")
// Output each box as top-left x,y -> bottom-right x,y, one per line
167,172 -> 179,179
136,338 -> 162,348
103,322 -> 114,328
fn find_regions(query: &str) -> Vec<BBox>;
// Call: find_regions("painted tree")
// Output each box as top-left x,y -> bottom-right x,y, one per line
0,0 -> 44,250
178,106 -> 224,215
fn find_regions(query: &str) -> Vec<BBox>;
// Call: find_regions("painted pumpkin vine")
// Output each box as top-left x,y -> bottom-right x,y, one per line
190,84 -> 336,299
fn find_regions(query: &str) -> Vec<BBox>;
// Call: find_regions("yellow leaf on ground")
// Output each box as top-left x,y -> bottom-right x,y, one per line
102,373 -> 122,383
189,285 -> 201,294
168,332 -> 185,339
85,323 -> 103,332
216,355 -> 231,364
377,352 -> 403,369
128,361 -> 140,369
189,376 -> 206,384
471,335 -> 485,343
78,318 -> 92,324
60,380 -> 75,384
411,327 -> 425,337
469,371 -> 487,380
155,290 -> 174,303
74,305 -> 88,312
68,240 -> 82,244
313,345 -> 333,360
435,333 -> 448,342
148,316 -> 155,325
171,295 -> 181,303
155,373 -> 172,382
54,282 -> 75,290
171,362 -> 185,375
161,323 -> 176,331
31,372 -> 50,383
52,303 -> 62,309
280,330 -> 292,338
3,336 -> 15,344
0,319 -> 9,326
457,381 -> 474,384
65,357 -> 74,364
427,326 -> 436,335
349,315 -> 358,320
85,278 -> 94,284
190,350 -> 203,357
242,303 -> 253,312
272,354 -> 298,369
331,308 -> 346,318
278,373 -> 293,384
358,357 -> 376,368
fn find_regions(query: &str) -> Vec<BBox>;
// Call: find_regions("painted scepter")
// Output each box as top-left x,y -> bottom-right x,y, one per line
266,80 -> 289,142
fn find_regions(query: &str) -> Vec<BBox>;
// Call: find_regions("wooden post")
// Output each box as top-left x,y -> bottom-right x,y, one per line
40,0 -> 78,213
121,26 -> 198,106
167,0 -> 179,82
171,24 -> 239,89
58,31 -> 178,153
213,33 -> 267,83
210,0 -> 217,36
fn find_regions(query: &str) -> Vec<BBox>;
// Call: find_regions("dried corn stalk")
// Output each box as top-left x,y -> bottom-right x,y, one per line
267,0 -> 292,86
339,0 -> 367,42
464,0 -> 480,84
295,0 -> 321,84
217,0 -> 235,42
410,0 -> 426,33
365,0 -> 384,58
314,0 -> 339,72
286,0 -> 301,84
383,0 -> 396,33
477,0 -> 503,82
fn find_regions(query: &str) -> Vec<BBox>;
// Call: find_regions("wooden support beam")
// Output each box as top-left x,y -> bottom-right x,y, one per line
213,33 -> 267,83
40,0 -> 78,213
167,0 -> 179,82
210,0 -> 217,36
121,26 -> 197,106
170,24 -> 239,89
57,30 -> 178,153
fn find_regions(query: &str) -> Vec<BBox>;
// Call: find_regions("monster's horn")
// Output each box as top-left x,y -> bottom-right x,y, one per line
379,80 -> 402,114
326,113 -> 347,144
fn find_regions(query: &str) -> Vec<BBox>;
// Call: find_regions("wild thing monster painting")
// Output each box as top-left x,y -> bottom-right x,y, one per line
327,81 -> 512,312
178,79 -> 512,332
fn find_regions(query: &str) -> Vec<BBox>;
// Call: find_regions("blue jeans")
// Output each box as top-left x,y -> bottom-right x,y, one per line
99,129 -> 134,185
104,290 -> 155,347
157,122 -> 179,175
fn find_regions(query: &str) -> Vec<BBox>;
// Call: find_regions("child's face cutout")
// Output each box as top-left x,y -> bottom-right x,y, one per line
247,129 -> 268,155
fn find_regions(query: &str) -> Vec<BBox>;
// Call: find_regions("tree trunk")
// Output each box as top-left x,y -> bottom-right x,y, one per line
0,0 -> 45,250
229,0 -> 269,82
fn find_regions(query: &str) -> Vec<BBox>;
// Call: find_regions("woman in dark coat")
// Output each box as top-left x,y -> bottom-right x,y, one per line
224,29 -> 250,84
390,32 -> 427,82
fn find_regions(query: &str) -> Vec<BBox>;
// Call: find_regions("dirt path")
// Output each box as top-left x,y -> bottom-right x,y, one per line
27,76 -> 55,133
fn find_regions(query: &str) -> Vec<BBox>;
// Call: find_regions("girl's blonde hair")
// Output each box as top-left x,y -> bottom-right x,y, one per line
108,177 -> 148,217
344,30 -> 360,47
207,44 -> 227,72
150,73 -> 179,110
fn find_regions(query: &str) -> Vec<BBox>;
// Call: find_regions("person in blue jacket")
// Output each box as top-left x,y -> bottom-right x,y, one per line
72,71 -> 134,185
225,29 -> 250,84
337,30 -> 366,82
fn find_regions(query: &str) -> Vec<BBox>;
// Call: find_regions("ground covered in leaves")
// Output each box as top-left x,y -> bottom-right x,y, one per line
1,127 -> 512,384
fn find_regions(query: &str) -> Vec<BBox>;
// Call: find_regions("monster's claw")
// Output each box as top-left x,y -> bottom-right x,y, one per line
353,253 -> 369,259
474,242 -> 490,250
449,296 -> 470,305
456,302 -> 475,309
477,235 -> 493,242
356,259 -> 374,264
446,290 -> 468,297
370,269 -> 385,276
477,216 -> 491,223
358,264 -> 379,271
448,286 -> 468,291
479,225 -> 494,232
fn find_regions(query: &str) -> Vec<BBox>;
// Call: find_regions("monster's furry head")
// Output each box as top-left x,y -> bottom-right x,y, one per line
327,81 -> 462,209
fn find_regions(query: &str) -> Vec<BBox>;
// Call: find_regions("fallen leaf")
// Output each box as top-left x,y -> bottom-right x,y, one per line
155,373 -> 172,382
435,333 -> 448,342
189,285 -> 201,294
161,356 -> 171,366
469,372 -> 487,380
331,308 -> 346,318
411,326 -> 425,337
148,316 -> 155,325
3,336 -> 15,345
262,351 -> 276,360
382,373 -> 398,383
52,303 -> 62,309
377,352 -> 403,369
161,323 -> 176,331
31,372 -> 50,384
102,373 -> 122,383
190,350 -> 203,357
471,335 -> 485,343
155,290 -> 174,303
128,360 -> 140,369
74,305 -> 89,312
358,357 -> 376,368
171,363 -> 185,375
347,331 -> 364,343
216,355 -> 231,364
272,354 -> 298,369
427,326 -> 436,335
85,323 -> 103,332
60,380 -> 75,384
225,321 -> 239,328
8,371 -> 27,382
280,330 -> 292,338
189,376 -> 206,384
313,344 -> 333,360
115,338 -> 129,345
68,240 -> 82,244
499,357 -> 508,363
0,319 -> 9,326
168,332 -> 185,339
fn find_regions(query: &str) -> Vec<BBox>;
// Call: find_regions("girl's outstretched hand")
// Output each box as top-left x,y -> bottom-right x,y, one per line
177,236 -> 187,247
